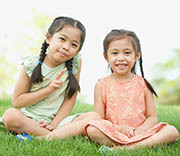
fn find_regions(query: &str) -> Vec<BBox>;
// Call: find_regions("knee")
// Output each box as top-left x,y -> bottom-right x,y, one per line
86,125 -> 100,138
166,125 -> 179,141
170,126 -> 179,140
84,112 -> 101,120
2,108 -> 21,129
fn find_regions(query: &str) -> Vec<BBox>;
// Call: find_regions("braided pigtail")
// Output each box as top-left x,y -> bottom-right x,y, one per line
65,58 -> 80,98
139,57 -> 158,97
30,40 -> 49,85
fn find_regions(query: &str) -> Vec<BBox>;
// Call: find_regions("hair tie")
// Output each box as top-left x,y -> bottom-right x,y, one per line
68,70 -> 72,73
39,61 -> 42,65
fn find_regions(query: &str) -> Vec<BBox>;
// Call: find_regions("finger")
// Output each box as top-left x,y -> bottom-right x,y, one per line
39,120 -> 45,127
46,125 -> 53,131
54,80 -> 63,85
39,120 -> 44,124
39,123 -> 45,128
134,130 -> 137,136
126,132 -> 131,138
40,122 -> 48,128
48,126 -> 54,131
129,129 -> 135,137
125,129 -> 133,138
52,83 -> 63,89
55,68 -> 67,80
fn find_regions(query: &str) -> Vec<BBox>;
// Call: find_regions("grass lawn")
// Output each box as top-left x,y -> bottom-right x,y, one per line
0,99 -> 180,156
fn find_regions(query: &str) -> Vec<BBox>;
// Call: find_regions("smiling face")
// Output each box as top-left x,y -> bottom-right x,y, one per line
105,37 -> 140,78
45,25 -> 82,67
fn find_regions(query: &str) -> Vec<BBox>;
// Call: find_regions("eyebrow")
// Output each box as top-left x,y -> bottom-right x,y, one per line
123,48 -> 132,51
60,34 -> 80,44
110,48 -> 132,51
110,48 -> 119,51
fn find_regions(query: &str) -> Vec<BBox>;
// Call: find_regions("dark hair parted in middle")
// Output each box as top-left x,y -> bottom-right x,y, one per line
103,29 -> 157,97
30,16 -> 86,98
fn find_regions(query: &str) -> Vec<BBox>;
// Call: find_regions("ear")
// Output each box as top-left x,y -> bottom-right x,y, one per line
45,32 -> 51,44
135,52 -> 141,61
103,52 -> 109,62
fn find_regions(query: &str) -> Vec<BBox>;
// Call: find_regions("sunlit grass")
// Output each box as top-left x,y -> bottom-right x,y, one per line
0,99 -> 179,156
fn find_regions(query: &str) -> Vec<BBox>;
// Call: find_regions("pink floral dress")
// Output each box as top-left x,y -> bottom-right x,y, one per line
85,74 -> 167,144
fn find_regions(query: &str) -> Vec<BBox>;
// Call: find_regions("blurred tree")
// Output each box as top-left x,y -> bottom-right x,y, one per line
152,49 -> 180,105
14,10 -> 52,56
0,10 -> 52,98
0,53 -> 18,98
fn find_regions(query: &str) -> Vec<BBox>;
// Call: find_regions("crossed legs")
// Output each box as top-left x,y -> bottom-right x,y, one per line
2,108 -> 50,136
86,125 -> 179,149
3,108 -> 102,139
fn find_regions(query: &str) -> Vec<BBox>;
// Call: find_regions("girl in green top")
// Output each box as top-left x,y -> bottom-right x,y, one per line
2,16 -> 100,138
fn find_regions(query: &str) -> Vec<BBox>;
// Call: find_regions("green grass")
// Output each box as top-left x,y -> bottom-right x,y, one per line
0,99 -> 180,156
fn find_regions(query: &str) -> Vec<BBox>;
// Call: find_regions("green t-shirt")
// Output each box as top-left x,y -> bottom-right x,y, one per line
21,54 -> 81,123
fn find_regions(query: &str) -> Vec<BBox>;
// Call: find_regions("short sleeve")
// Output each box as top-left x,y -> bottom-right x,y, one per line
72,53 -> 81,75
21,56 -> 39,77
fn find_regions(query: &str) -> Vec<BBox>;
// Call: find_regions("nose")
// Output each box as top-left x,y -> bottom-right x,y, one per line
117,53 -> 125,60
63,42 -> 70,51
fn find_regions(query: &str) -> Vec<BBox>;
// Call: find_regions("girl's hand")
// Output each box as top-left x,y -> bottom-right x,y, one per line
121,125 -> 135,138
39,120 -> 54,131
47,68 -> 67,93
114,124 -> 135,138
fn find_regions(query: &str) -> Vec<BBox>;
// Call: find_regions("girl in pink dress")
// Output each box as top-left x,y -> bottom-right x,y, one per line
85,29 -> 179,149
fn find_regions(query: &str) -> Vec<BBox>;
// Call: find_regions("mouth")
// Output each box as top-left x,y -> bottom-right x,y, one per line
58,51 -> 68,57
115,63 -> 128,70
115,63 -> 127,66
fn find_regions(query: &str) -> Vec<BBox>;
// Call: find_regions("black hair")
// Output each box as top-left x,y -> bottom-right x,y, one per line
103,29 -> 157,97
30,16 -> 86,98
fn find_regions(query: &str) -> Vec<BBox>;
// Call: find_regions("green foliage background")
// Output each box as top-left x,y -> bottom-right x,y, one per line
0,11 -> 52,98
152,49 -> 180,105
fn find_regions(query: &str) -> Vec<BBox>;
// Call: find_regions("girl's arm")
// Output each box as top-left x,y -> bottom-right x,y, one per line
134,88 -> 158,135
93,81 -> 105,119
12,65 -> 66,108
49,60 -> 82,129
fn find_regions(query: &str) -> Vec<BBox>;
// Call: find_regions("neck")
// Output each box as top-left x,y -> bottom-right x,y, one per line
44,53 -> 62,68
111,72 -> 134,83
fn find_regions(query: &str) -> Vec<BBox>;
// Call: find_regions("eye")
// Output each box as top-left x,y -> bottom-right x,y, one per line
72,43 -> 78,48
59,37 -> 65,41
111,51 -> 118,55
124,51 -> 131,55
